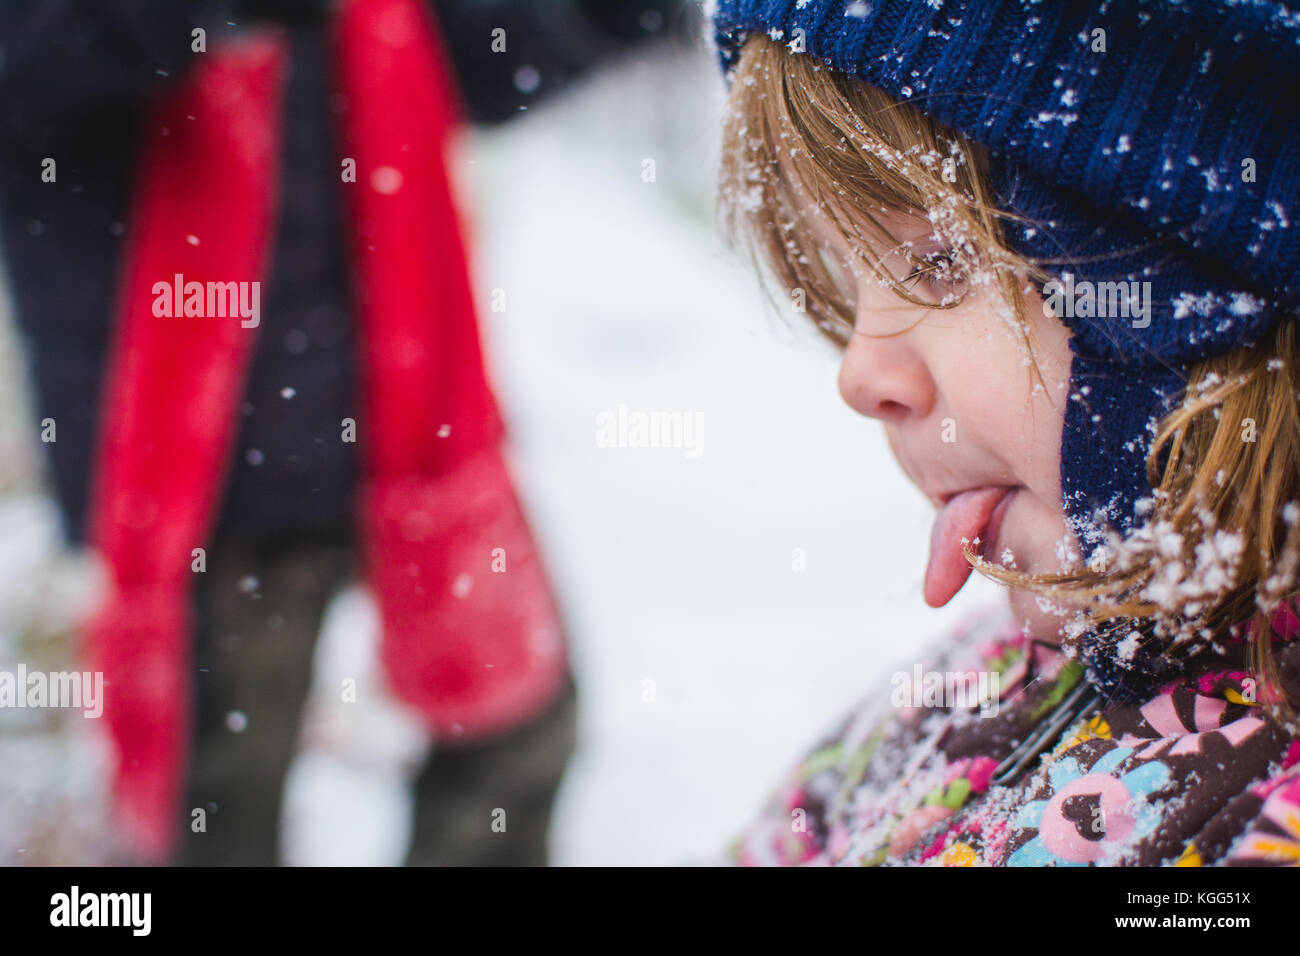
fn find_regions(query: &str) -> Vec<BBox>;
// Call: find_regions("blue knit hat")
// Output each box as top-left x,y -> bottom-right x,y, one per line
708,0 -> 1300,563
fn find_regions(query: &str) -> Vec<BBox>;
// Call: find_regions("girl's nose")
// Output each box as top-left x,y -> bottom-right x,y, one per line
836,328 -> 935,425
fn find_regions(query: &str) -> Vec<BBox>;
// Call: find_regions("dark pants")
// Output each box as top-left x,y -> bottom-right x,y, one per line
173,530 -> 578,866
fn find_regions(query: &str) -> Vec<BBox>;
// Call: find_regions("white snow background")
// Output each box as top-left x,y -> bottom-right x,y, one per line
0,34 -> 1003,866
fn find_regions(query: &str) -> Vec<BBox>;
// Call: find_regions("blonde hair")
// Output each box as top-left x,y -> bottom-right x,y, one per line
718,34 -> 1300,729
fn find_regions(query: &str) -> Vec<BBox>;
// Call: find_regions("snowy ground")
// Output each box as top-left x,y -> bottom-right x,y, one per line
0,35 -> 1006,866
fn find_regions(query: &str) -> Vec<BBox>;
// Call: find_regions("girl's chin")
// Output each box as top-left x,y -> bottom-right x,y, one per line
1006,588 -> 1071,646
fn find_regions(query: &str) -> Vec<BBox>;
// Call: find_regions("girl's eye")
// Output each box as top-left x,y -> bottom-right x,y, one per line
903,249 -> 961,288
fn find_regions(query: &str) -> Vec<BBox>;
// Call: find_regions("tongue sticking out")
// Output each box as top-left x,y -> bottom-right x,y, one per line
924,486 -> 1011,608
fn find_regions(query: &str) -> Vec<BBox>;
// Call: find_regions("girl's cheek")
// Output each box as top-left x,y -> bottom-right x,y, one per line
953,368 -> 1016,437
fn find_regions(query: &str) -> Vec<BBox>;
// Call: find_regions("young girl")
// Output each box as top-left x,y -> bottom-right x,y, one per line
707,1 -> 1300,865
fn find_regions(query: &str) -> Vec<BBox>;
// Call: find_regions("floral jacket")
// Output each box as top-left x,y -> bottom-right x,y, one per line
727,601 -> 1300,866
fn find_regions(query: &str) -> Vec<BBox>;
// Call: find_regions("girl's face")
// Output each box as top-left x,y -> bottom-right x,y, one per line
815,208 -> 1083,643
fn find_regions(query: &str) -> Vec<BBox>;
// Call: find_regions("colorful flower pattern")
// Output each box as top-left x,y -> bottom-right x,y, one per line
726,601 -> 1300,867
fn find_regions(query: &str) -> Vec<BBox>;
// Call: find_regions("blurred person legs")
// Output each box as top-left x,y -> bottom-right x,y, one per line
174,529 -> 578,865
176,530 -> 353,867
405,672 -> 578,866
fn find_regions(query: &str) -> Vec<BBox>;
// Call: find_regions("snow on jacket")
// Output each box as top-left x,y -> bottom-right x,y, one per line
726,601 -> 1300,866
